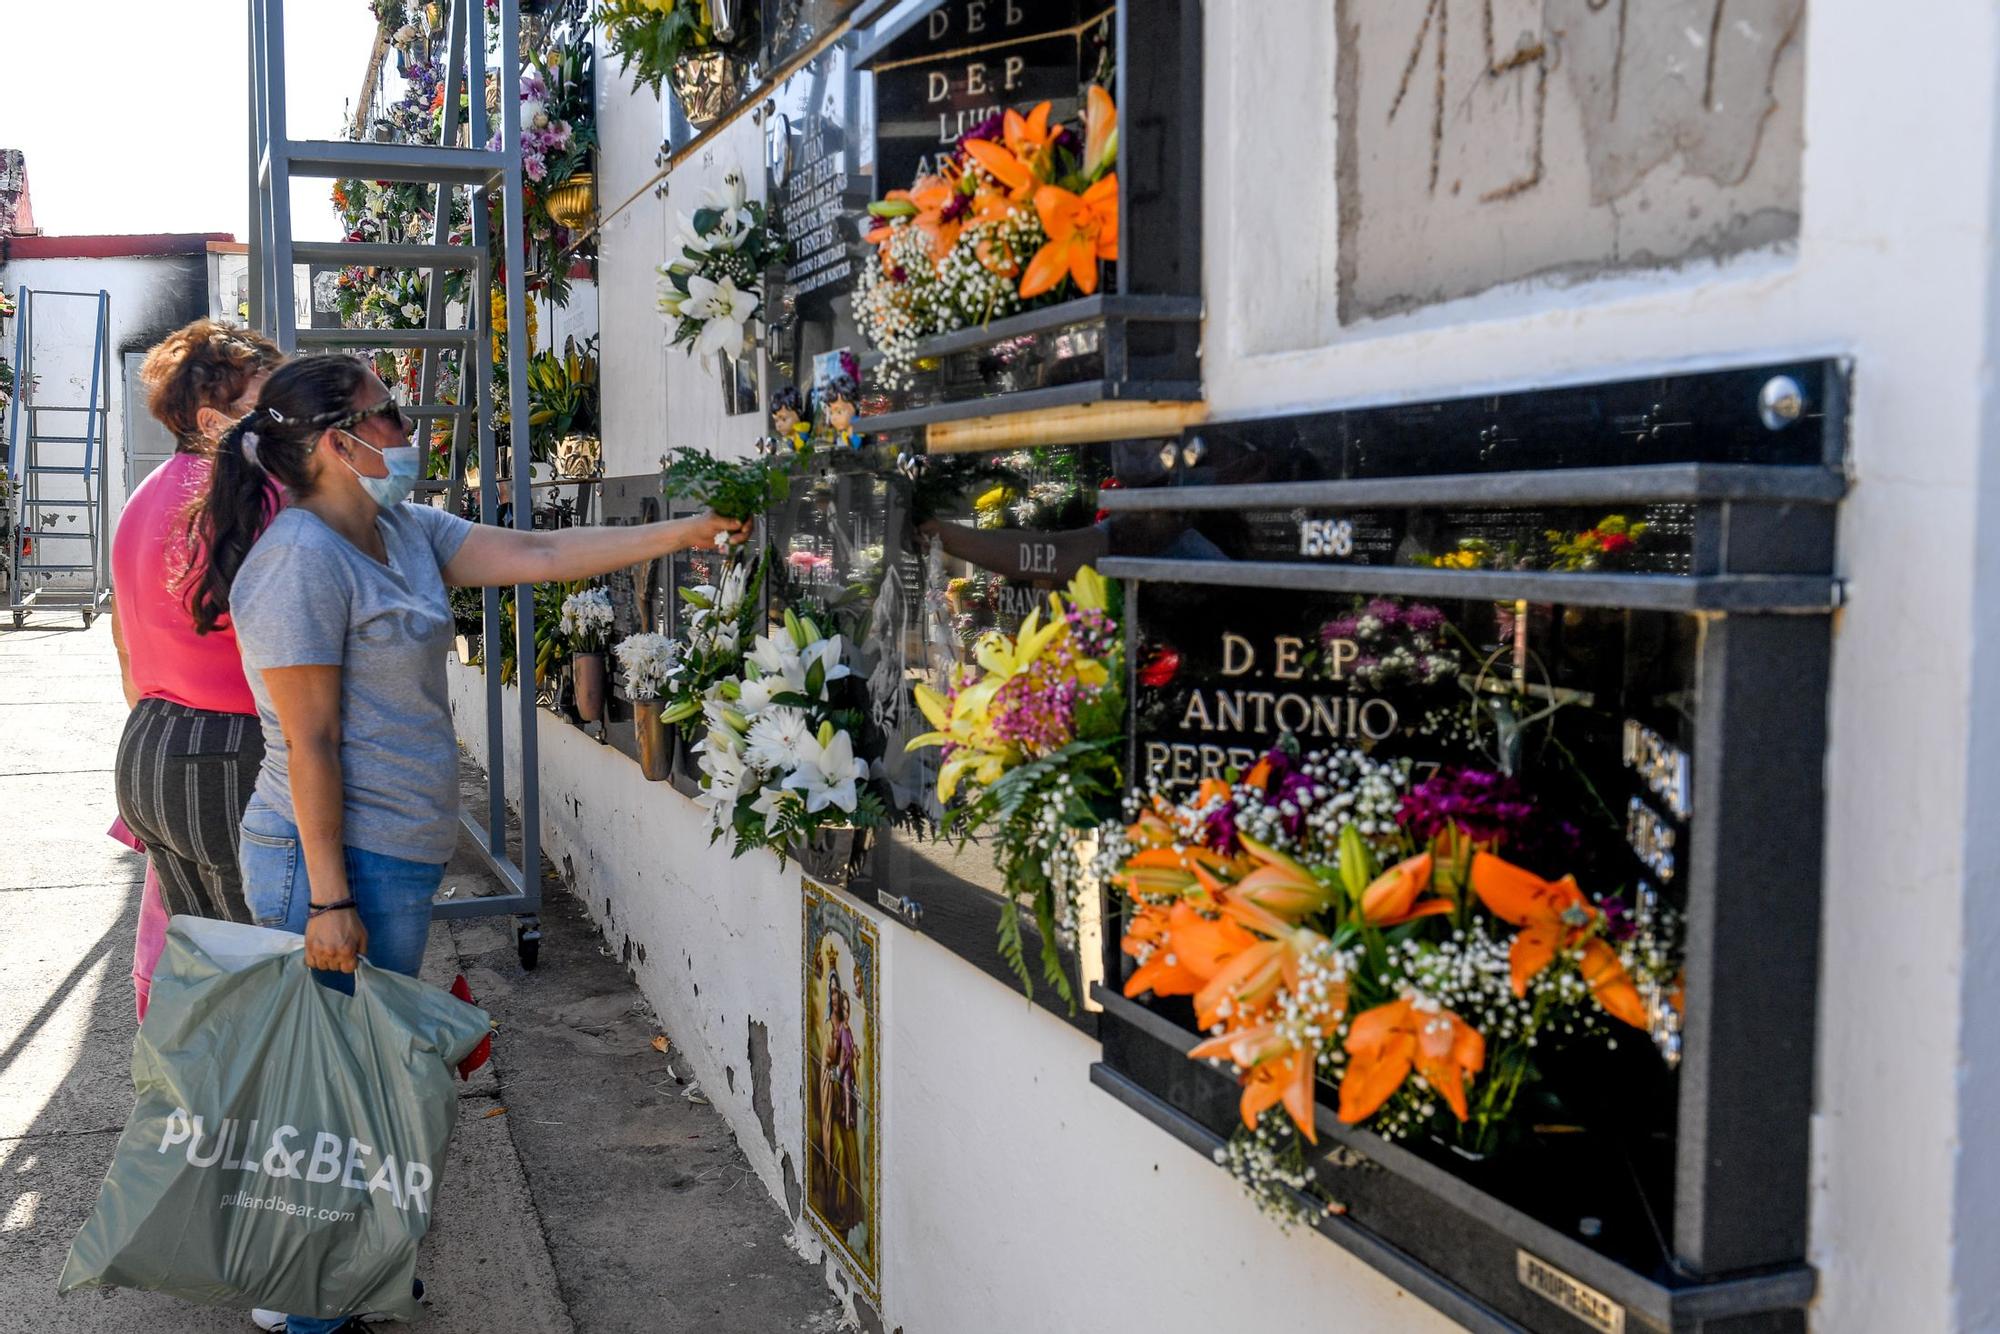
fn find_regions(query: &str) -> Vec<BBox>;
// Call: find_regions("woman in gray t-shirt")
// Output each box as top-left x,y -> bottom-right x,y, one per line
187,355 -> 743,989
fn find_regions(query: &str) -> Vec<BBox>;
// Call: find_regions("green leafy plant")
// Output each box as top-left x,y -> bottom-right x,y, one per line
526,335 -> 599,458
659,447 -> 796,522
597,0 -> 719,96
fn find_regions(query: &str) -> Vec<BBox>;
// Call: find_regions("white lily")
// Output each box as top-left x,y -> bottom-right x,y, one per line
695,739 -> 747,828
682,274 -> 758,361
747,626 -> 803,679
701,170 -> 748,214
749,785 -> 796,826
800,634 -> 853,689
655,268 -> 686,318
782,727 -> 867,814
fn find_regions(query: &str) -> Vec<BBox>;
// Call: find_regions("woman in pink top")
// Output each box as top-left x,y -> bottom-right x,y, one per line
111,321 -> 284,951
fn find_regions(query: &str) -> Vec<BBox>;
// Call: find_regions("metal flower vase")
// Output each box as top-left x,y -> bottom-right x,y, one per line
633,700 -> 674,781
794,824 -> 872,885
572,652 -> 605,723
669,48 -> 748,129
544,171 -> 594,231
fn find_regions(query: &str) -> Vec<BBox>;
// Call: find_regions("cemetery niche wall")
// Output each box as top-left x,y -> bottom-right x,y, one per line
784,0 -> 1203,436
1088,363 -> 1842,1334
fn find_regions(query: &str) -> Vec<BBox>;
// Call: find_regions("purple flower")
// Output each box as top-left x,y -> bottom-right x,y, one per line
957,112 -> 1004,148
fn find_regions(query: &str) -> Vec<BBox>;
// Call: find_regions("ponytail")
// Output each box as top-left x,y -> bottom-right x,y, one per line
182,354 -> 374,635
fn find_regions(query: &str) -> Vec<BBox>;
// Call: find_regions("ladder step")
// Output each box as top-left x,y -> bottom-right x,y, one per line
15,563 -> 98,572
295,328 -> 482,349
292,241 -> 486,270
405,402 -> 474,416
23,438 -> 98,447
20,467 -> 100,478
283,141 -> 510,186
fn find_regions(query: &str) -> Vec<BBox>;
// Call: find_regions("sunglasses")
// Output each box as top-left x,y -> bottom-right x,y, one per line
326,398 -> 409,436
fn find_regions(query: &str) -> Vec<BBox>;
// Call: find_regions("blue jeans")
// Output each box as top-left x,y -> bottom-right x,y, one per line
238,802 -> 444,980
238,804 -> 445,1333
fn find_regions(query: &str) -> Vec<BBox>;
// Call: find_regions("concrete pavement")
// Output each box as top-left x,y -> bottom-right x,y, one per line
0,616 -> 844,1333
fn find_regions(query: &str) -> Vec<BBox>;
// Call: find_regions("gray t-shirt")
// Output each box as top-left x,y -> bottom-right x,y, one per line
231,502 -> 474,863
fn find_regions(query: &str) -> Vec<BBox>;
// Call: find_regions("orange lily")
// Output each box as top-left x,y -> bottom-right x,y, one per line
1233,833 -> 1337,921
1122,899 -> 1257,1001
1338,995 -> 1486,1124
1190,1023 -> 1324,1141
1467,853 -> 1647,1028
961,138 -> 1037,208
1357,852 -> 1453,926
1002,101 -> 1061,164
1020,175 -> 1119,299
1194,898 -> 1338,1031
879,171 -> 966,261
1082,84 -> 1118,178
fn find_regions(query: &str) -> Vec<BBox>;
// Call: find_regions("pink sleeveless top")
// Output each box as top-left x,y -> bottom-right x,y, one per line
110,452 -> 259,715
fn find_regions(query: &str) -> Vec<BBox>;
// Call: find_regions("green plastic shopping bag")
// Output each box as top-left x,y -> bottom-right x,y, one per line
59,916 -> 490,1320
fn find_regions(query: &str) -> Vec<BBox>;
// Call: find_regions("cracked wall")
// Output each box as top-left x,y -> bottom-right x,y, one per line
1334,0 -> 1804,322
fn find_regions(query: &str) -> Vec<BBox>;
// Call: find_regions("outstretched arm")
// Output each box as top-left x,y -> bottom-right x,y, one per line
443,511 -> 749,588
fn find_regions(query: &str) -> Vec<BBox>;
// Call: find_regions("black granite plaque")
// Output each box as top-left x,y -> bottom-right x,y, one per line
1131,583 -> 1698,893
869,0 -> 1102,193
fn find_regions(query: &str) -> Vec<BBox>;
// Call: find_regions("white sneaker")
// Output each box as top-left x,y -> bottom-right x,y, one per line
248,1313 -> 287,1333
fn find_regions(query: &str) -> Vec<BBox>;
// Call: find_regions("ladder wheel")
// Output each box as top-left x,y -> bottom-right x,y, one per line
81,612 -> 95,629
10,612 -> 23,628
515,918 -> 541,971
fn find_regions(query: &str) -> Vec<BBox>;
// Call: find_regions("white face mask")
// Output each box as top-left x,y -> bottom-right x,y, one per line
338,429 -> 423,509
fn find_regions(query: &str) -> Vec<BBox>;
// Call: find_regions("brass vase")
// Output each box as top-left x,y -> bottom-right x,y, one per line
633,700 -> 673,781
544,172 -> 595,230
572,652 -> 605,722
670,48 -> 748,129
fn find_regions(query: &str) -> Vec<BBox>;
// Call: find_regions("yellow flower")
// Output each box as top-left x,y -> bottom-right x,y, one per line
1065,565 -> 1108,613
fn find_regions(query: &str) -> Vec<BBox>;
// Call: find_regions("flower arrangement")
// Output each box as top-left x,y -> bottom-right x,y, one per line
1321,597 -> 1462,691
558,586 -> 614,655
656,169 -> 786,362
1108,742 -> 1681,1223
659,552 -> 763,737
694,610 -> 885,861
857,88 -> 1119,390
1545,514 -> 1651,571
659,446 -> 796,539
906,567 -> 1124,1005
613,630 -> 681,700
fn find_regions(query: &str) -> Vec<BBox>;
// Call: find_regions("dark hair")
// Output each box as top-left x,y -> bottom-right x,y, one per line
770,385 -> 804,417
823,372 -> 857,405
184,354 -> 375,635
138,320 -> 284,448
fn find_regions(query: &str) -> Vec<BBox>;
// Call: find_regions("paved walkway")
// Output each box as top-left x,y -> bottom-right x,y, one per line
0,616 -> 842,1333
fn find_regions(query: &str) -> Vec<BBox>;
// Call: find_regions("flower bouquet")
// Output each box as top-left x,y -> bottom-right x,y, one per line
659,552 -> 764,739
858,88 -> 1119,390
694,610 -> 885,863
1107,742 -> 1681,1222
614,629 -> 682,779
656,170 -> 786,363
559,585 -> 614,722
1544,513 -> 1652,571
906,567 -> 1124,1007
659,446 -> 796,543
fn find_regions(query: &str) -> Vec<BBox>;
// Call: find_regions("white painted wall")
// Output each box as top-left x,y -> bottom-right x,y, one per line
445,3 -> 2000,1329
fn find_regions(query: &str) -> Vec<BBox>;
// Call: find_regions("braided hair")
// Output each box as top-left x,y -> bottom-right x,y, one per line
183,354 -> 374,635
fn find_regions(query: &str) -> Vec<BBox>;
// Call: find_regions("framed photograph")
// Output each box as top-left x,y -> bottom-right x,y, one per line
801,877 -> 880,1301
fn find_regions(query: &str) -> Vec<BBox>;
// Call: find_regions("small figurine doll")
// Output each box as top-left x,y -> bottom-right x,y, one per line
821,372 -> 862,451
769,384 -> 812,454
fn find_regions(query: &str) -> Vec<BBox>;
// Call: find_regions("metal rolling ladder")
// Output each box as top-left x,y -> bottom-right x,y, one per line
4,288 -> 113,629
247,0 -> 544,966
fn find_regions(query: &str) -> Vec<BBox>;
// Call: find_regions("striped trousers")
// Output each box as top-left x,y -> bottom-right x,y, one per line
114,698 -> 265,924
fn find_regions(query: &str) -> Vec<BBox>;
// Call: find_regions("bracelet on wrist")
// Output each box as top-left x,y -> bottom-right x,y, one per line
307,898 -> 359,917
